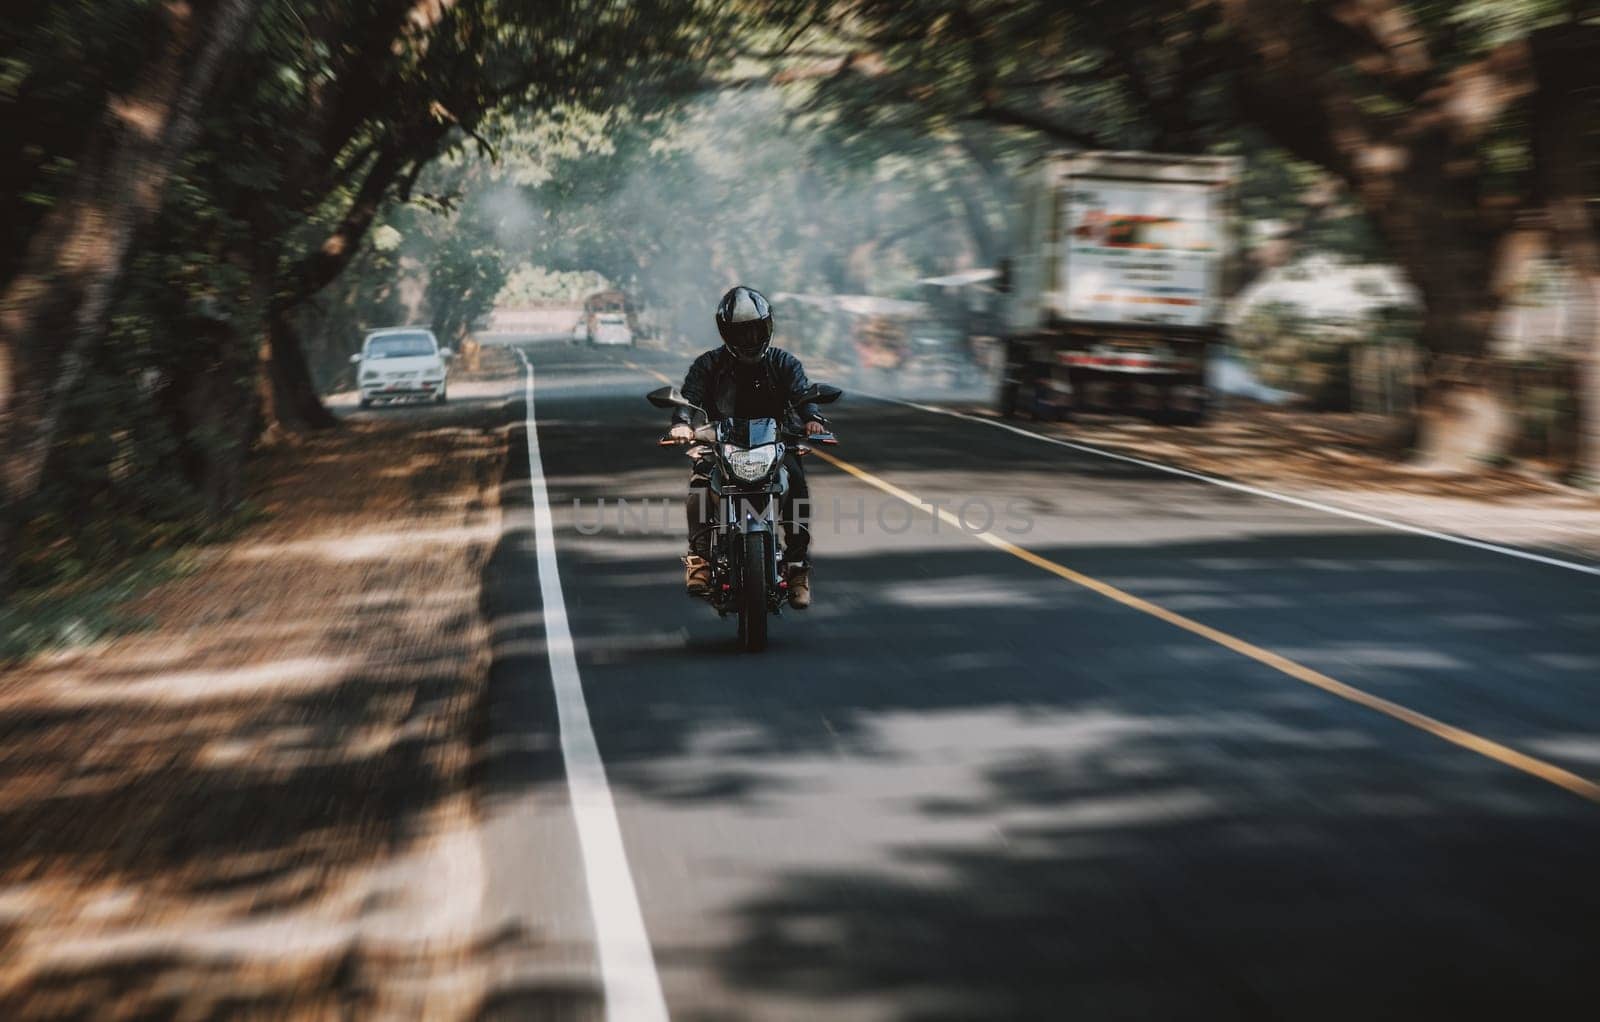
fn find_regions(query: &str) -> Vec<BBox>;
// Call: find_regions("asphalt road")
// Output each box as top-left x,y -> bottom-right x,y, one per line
479,340 -> 1600,1020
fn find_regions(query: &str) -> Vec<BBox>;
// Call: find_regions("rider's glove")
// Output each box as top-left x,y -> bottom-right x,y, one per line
669,423 -> 695,441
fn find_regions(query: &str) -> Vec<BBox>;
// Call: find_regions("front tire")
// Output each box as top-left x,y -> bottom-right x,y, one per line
738,532 -> 769,652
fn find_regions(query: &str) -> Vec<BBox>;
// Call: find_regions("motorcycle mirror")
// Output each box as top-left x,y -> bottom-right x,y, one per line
646,386 -> 689,409
801,383 -> 843,405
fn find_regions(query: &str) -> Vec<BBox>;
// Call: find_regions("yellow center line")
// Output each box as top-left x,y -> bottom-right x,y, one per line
810,448 -> 1600,805
616,352 -> 1600,804
626,360 -> 674,385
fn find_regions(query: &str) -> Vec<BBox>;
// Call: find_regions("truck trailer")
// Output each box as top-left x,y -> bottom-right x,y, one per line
998,151 -> 1239,425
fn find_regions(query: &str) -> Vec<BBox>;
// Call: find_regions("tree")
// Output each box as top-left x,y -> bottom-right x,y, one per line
756,0 -> 1600,471
0,0 -> 262,592
0,0 -> 721,599
1205,2 -> 1599,467
247,0 -> 716,429
473,82 -> 1028,351
1530,22 -> 1600,481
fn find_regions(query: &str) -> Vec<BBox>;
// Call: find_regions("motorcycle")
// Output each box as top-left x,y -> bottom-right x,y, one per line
647,382 -> 843,652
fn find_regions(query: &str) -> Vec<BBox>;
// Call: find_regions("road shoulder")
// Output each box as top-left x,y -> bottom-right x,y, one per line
0,394 -> 513,1018
944,403 -> 1600,563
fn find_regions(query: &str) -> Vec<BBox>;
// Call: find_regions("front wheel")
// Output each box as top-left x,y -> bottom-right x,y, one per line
738,531 -> 769,652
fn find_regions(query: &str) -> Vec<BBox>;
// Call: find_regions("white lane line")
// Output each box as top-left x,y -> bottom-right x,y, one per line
866,393 -> 1600,578
512,348 -> 670,1022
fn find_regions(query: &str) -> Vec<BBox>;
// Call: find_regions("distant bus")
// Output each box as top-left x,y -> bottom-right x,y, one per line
583,290 -> 634,346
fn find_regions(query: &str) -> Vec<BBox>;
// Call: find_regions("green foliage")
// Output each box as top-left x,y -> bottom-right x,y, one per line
0,0 -> 153,283
1234,297 -> 1422,411
1428,0 -> 1574,52
1,0 -> 725,613
0,549 -> 188,664
466,86 -> 1024,344
302,236 -> 411,384
6,0 -> 1594,617
426,233 -> 510,345
498,265 -> 610,304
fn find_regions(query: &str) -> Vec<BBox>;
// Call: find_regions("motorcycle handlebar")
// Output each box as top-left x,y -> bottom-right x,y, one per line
656,432 -> 840,447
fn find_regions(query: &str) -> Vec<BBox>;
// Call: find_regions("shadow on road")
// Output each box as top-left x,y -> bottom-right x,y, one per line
557,532 -> 1600,1018
519,363 -> 1600,1017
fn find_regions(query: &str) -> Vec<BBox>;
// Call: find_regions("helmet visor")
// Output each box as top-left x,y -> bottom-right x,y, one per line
719,317 -> 771,360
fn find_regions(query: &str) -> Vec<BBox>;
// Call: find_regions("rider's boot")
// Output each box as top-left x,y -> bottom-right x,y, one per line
785,562 -> 812,609
683,554 -> 712,597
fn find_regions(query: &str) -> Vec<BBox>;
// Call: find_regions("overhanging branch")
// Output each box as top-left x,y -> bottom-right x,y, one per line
963,104 -> 1110,149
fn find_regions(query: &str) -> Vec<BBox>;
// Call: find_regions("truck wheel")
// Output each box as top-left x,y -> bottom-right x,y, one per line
1114,380 -> 1137,416
1164,377 -> 1207,426
1066,372 -> 1088,419
1022,366 -> 1070,422
998,377 -> 1020,418
1016,375 -> 1039,419
997,341 -> 1025,418
1177,395 -> 1210,426
1039,371 -> 1072,422
1150,384 -> 1175,424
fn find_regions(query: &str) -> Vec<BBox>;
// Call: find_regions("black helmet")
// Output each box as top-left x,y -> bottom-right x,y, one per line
716,285 -> 773,363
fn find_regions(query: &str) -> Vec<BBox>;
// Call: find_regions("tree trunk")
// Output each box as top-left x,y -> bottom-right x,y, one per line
1216,0 -> 1529,470
166,320 -> 259,519
254,135 -> 443,435
264,301 -> 340,433
1386,219 -> 1512,470
0,0 -> 260,594
1567,271 -> 1600,484
1531,27 -> 1600,483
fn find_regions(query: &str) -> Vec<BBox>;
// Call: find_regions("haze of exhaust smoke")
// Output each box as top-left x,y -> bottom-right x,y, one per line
503,90 -> 1001,403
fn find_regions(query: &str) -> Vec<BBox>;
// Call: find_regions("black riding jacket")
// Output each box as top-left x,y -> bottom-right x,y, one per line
672,347 -> 824,431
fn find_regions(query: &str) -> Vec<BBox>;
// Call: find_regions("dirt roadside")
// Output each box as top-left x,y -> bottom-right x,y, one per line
0,369 -> 521,1018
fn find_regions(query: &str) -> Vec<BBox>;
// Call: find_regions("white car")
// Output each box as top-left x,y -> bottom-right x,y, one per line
592,312 -> 633,347
352,328 -> 452,407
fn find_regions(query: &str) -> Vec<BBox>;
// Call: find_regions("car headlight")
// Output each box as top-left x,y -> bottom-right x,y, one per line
725,444 -> 778,481
361,370 -> 378,382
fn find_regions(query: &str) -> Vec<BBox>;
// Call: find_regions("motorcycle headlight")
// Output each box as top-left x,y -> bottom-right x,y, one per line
725,444 -> 778,481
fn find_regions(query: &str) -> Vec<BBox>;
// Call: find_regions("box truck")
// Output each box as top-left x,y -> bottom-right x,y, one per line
998,151 -> 1239,424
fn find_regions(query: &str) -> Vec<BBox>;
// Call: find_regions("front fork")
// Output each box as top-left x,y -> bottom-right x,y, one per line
705,492 -> 785,610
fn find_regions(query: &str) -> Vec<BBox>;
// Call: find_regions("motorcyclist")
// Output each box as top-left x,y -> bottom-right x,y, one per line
670,285 -> 828,608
